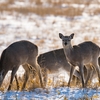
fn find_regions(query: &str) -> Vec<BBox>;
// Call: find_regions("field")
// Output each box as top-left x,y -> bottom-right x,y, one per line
0,0 -> 100,99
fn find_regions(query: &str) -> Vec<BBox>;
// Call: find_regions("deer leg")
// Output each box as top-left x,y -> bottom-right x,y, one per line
15,74 -> 19,90
42,68 -> 48,87
79,64 -> 85,88
30,62 -> 44,88
89,67 -> 96,82
68,65 -> 75,87
73,70 -> 81,81
28,58 -> 44,88
85,65 -> 93,86
93,61 -> 100,84
0,70 -> 8,87
22,64 -> 30,90
36,64 -> 44,88
8,66 -> 19,91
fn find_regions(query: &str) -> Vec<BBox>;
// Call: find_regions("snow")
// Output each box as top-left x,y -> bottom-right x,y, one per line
0,87 -> 100,100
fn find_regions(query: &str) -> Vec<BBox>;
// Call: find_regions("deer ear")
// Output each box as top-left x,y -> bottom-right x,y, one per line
70,33 -> 74,39
59,33 -> 63,39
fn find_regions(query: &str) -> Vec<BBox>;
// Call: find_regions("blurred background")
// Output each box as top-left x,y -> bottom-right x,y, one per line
0,0 -> 100,54
0,0 -> 100,90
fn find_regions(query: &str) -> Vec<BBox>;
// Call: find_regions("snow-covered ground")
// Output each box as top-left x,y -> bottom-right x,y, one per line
0,12 -> 100,54
0,0 -> 100,99
0,87 -> 100,100
0,13 -> 100,99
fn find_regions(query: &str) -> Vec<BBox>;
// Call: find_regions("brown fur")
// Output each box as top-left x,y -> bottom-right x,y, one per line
59,33 -> 100,88
0,40 -> 43,91
38,48 -> 81,87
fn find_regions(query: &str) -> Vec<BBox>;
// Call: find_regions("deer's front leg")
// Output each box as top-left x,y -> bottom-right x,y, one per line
79,64 -> 85,88
68,65 -> 75,87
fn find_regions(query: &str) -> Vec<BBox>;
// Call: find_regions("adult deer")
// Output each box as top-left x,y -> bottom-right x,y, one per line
0,40 -> 43,91
38,48 -> 82,87
59,33 -> 100,88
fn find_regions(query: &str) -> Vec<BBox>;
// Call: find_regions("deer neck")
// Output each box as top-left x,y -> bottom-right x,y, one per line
63,43 -> 73,59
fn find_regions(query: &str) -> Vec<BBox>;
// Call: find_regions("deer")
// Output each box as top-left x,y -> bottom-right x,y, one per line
59,33 -> 100,88
0,40 -> 43,91
37,48 -> 99,87
38,48 -> 84,87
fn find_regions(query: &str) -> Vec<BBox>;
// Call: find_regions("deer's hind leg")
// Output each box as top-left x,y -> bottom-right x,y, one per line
0,70 -> 8,87
15,74 -> 19,90
22,64 -> 30,90
8,65 -> 19,91
84,64 -> 94,86
92,59 -> 100,84
79,63 -> 85,88
42,67 -> 48,87
34,64 -> 43,88
29,60 -> 44,88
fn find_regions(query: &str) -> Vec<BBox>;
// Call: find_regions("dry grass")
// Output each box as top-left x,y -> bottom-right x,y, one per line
0,72 -> 99,91
93,8 -> 100,15
0,0 -> 100,17
0,74 -> 41,91
0,6 -> 84,17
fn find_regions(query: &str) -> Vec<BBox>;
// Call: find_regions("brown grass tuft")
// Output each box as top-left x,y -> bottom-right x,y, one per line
0,0 -> 100,17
